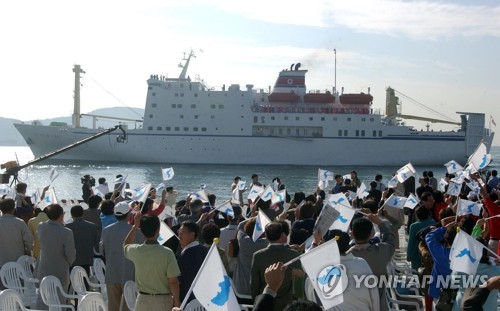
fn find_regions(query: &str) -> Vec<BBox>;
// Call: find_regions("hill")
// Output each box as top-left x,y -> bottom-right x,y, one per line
1,107 -> 144,146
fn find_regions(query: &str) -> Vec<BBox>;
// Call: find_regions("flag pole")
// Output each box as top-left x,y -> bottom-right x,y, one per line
179,243 -> 217,309
283,237 -> 338,267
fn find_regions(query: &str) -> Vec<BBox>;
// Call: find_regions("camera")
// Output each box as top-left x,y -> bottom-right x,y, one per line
81,175 -> 96,187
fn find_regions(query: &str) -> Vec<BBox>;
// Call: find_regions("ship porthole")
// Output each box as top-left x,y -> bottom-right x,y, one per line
287,79 -> 293,85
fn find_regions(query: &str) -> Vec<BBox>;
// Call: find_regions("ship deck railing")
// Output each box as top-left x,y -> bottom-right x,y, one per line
251,105 -> 372,115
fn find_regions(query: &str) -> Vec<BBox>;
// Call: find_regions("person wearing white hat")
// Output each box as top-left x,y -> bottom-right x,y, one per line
101,201 -> 144,311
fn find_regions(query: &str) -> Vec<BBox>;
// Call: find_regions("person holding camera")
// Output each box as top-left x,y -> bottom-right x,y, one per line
81,175 -> 95,203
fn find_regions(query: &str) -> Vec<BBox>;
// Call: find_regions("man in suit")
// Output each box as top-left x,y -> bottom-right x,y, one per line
36,204 -> 76,308
65,205 -> 99,277
251,221 -> 302,311
177,220 -> 208,304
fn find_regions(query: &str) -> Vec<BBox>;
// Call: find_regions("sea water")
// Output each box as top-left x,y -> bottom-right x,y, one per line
1,146 -> 499,201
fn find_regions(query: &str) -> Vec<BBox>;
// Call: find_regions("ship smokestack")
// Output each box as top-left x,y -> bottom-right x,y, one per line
72,65 -> 85,128
294,63 -> 301,71
290,63 -> 295,71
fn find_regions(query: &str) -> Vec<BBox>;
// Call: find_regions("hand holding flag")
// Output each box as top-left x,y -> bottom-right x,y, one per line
161,167 -> 175,181
49,168 -> 59,183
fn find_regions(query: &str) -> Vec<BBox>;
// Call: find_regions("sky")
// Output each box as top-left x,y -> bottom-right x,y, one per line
1,0 -> 499,145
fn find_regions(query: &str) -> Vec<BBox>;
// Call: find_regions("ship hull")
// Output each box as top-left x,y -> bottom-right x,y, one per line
14,123 -> 483,166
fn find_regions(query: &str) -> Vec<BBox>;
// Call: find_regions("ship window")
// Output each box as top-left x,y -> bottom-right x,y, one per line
303,129 -> 308,135
193,127 -> 198,131
148,86 -> 153,90
296,129 -> 300,136
261,116 -> 265,123
373,130 -> 377,137
180,83 -> 184,87
287,129 -> 291,135
157,126 -> 162,131
202,127 -> 207,132
180,93 -> 184,97
148,126 -> 153,131
152,103 -> 157,108
175,93 -> 178,97
271,116 -> 275,120
175,127 -> 180,131
194,93 -> 198,97
333,117 -> 338,121
309,117 -> 313,121
284,116 -> 288,120
370,118 -> 374,122
149,114 -> 153,118
166,127 -> 171,131
344,130 -> 348,136
296,117 -> 300,121
361,130 -> 365,136
347,117 -> 351,121
321,117 -> 325,121
172,104 -> 176,108
152,92 -> 156,96
378,131 -> 382,137
355,130 -> 359,137
191,104 -> 196,108
211,115 -> 215,119
241,128 -> 244,131
210,104 -> 216,109
338,130 -> 342,136
362,118 -> 366,122
184,127 -> 189,131
241,115 -> 244,119
270,129 -> 274,135
219,104 -> 224,109
254,116 -> 258,123
279,128 -> 283,135
178,104 -> 183,108
180,115 -> 184,119
194,115 -> 199,119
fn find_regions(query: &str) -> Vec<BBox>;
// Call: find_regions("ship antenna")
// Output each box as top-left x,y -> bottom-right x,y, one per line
72,65 -> 85,128
178,50 -> 196,80
333,49 -> 337,94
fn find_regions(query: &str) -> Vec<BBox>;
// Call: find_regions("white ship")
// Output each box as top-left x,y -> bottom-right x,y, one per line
14,52 -> 493,166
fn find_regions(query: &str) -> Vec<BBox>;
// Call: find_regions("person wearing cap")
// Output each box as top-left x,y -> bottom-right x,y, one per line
65,205 -> 99,277
102,201 -> 144,311
124,213 -> 180,311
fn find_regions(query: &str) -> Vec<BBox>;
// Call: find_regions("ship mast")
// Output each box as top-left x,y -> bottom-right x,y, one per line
178,50 -> 196,80
72,65 -> 85,128
334,49 -> 337,94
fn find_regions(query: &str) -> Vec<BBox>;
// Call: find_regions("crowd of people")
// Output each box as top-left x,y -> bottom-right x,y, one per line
1,169 -> 500,311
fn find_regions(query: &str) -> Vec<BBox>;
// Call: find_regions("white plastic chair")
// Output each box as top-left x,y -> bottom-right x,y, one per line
91,259 -> 107,300
0,289 -> 29,311
78,293 -> 106,311
39,275 -> 79,311
0,262 -> 38,307
122,280 -> 137,311
69,266 -> 105,302
185,299 -> 206,311
16,256 -> 39,304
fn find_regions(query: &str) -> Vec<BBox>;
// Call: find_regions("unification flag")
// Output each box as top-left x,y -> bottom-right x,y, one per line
158,221 -> 177,244
299,238 -> 345,308
326,193 -> 350,209
329,203 -> 356,232
215,200 -> 234,217
384,194 -> 406,209
31,188 -> 41,206
438,178 -> 448,192
467,143 -> 491,170
247,185 -> 264,202
259,185 -> 275,202
237,180 -> 246,191
466,180 -> 480,195
49,168 -> 59,183
38,188 -> 58,209
314,203 -> 340,235
404,193 -> 419,209
272,189 -> 286,204
192,189 -> 209,203
456,199 -> 482,217
92,186 -> 106,198
449,230 -> 484,275
252,210 -> 271,242
318,180 -> 329,191
318,168 -> 334,181
0,185 -> 15,199
447,181 -> 461,196
444,160 -> 464,174
161,167 -> 175,181
356,182 -> 368,200
387,176 -> 398,189
192,243 -> 240,311
396,163 -> 416,183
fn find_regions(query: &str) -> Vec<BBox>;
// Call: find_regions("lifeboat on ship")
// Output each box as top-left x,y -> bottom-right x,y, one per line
268,92 -> 300,103
304,92 -> 335,104
339,93 -> 373,105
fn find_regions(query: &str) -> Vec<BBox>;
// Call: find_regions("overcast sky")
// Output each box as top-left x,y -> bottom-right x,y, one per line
1,0 -> 499,145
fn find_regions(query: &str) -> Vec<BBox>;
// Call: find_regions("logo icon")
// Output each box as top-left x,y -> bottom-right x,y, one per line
316,264 -> 348,299
211,275 -> 231,306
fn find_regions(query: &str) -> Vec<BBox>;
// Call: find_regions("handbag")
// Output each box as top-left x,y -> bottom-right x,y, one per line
435,287 -> 458,311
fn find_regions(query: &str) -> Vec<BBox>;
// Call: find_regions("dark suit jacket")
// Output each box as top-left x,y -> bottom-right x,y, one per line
178,244 -> 208,303
65,218 -> 99,266
253,293 -> 275,311
251,244 -> 300,311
